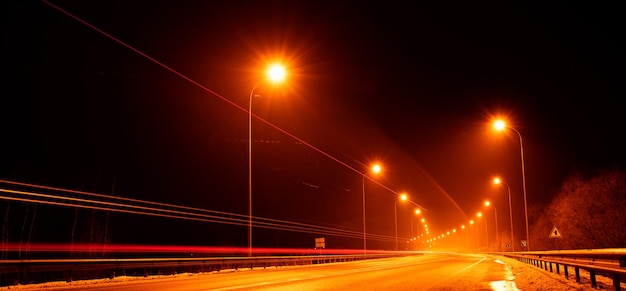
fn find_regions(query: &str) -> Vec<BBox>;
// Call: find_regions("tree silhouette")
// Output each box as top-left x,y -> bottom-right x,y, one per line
531,167 -> 626,250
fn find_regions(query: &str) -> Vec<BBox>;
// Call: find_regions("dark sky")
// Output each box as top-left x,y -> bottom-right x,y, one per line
2,1 -> 624,250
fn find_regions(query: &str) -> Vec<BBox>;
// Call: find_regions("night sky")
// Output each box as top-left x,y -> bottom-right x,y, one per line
2,1 -> 624,250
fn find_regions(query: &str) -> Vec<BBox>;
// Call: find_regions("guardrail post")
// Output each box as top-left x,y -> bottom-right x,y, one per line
574,267 -> 580,283
613,274 -> 621,291
549,262 -> 553,272
66,270 -> 73,283
589,270 -> 597,288
556,263 -> 560,274
564,265 -> 569,279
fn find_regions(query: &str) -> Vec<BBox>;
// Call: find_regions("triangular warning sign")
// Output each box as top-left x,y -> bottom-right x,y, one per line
549,226 -> 562,238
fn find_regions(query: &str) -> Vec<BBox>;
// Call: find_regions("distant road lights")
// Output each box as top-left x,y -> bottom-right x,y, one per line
394,193 -> 408,251
493,119 -> 530,251
362,163 -> 382,254
248,63 -> 287,257
493,177 -> 515,252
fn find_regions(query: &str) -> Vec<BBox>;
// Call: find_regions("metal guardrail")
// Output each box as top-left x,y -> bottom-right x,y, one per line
0,253 -> 400,287
503,248 -> 626,291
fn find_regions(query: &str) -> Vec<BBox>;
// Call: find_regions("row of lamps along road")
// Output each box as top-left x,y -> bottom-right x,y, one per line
246,64 -> 529,255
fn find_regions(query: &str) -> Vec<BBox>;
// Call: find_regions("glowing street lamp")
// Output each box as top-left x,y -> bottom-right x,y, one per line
493,119 -> 530,251
362,163 -> 382,254
394,193 -> 408,251
248,64 -> 286,256
493,177 -> 515,252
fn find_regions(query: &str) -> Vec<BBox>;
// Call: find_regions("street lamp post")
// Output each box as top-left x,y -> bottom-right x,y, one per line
461,224 -> 470,251
477,212 -> 487,250
248,64 -> 286,257
410,209 -> 421,239
485,201 -> 498,251
362,163 -> 381,254
482,212 -> 489,251
469,220 -> 477,250
494,177 -> 514,252
394,193 -> 408,251
494,120 -> 530,251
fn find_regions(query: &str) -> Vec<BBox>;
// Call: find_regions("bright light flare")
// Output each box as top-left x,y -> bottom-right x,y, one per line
493,177 -> 502,185
371,163 -> 382,174
493,119 -> 506,131
267,64 -> 286,83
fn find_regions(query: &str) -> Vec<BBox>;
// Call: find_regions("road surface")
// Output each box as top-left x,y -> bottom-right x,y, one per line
6,253 -> 522,290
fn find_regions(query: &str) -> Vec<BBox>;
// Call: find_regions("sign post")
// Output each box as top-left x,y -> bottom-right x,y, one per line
315,237 -> 325,254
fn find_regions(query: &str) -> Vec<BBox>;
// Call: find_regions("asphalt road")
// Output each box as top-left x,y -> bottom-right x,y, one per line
17,253 -> 520,290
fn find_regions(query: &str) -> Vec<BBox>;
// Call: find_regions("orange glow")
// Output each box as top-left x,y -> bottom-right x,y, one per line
477,212 -> 482,217
484,201 -> 490,206
399,193 -> 408,201
493,177 -> 502,185
415,209 -> 421,215
470,220 -> 474,225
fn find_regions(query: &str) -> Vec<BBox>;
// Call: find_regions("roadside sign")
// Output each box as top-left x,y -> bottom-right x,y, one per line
315,237 -> 325,248
549,226 -> 562,238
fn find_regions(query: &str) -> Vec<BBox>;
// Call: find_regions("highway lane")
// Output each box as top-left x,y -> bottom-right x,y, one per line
14,253 -> 519,290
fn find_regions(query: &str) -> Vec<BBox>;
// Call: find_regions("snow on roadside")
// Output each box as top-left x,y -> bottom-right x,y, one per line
496,255 -> 622,290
